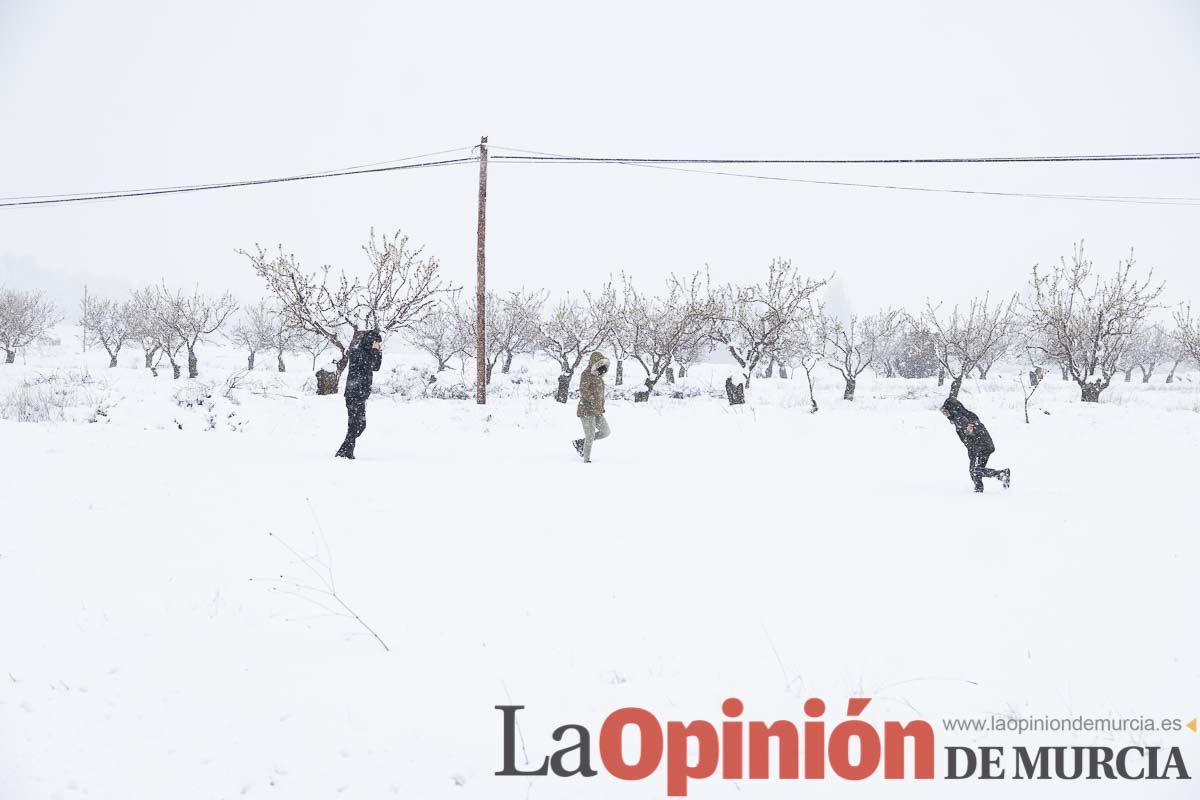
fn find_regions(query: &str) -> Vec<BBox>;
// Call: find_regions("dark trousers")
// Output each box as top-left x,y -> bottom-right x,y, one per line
336,396 -> 367,457
968,447 -> 1001,490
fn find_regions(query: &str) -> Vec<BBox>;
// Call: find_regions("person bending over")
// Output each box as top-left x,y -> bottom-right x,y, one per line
940,396 -> 1010,493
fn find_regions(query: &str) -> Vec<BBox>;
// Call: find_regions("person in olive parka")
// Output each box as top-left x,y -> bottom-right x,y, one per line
940,396 -> 1010,492
335,329 -> 383,459
573,351 -> 611,463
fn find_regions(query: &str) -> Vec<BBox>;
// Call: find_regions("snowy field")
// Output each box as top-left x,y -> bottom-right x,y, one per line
2,333 -> 1198,799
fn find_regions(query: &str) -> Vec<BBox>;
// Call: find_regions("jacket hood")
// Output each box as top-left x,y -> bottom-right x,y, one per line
586,352 -> 610,373
941,397 -> 972,422
356,329 -> 382,349
940,397 -> 965,415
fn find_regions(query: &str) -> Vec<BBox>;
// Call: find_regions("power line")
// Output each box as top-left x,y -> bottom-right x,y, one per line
0,145 -> 477,203
488,145 -> 1200,206
0,153 -> 479,208
4,143 -> 1198,209
489,150 -> 1200,165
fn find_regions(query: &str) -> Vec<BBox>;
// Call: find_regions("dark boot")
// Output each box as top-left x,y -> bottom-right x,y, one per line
572,439 -> 585,459
1000,468 -> 1011,489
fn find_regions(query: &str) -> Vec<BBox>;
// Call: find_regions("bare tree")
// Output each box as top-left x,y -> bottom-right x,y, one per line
495,289 -> 546,375
242,228 -> 451,392
617,272 -> 718,398
1173,303 -> 1200,369
266,306 -> 302,373
708,259 -> 826,394
409,296 -> 469,373
226,299 -> 280,370
883,321 -> 940,379
79,295 -> 132,367
154,285 -> 238,378
974,329 -> 1012,379
823,308 -> 903,400
789,305 -> 830,413
295,330 -> 332,371
1122,322 -> 1171,383
455,289 -> 546,384
127,287 -> 164,371
538,283 -> 618,403
673,338 -> 708,379
1025,244 -> 1162,402
921,293 -> 1017,399
0,288 -> 59,364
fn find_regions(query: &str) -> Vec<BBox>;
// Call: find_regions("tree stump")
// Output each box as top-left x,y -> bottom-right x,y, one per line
724,377 -> 745,405
316,368 -> 340,395
554,373 -> 571,404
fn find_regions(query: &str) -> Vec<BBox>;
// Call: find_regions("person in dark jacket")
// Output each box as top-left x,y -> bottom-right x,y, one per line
335,329 -> 383,459
940,396 -> 1010,492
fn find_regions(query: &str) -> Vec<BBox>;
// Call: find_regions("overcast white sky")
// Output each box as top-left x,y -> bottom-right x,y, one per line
2,0 -> 1198,316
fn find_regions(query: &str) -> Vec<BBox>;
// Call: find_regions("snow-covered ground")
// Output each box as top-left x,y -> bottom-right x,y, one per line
2,334 -> 1198,798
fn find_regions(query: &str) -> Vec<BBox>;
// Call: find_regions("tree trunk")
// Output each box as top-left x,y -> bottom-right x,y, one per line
187,348 -> 199,378
108,353 -> 118,368
247,351 -> 256,370
1166,359 -> 1180,383
614,359 -> 623,386
1139,365 -> 1154,383
765,359 -> 775,378
486,361 -> 495,385
843,376 -> 856,401
144,349 -> 156,369
678,365 -> 687,378
1122,367 -> 1132,382
977,365 -> 991,379
277,352 -> 286,372
1080,382 -> 1102,403
502,351 -> 513,374
555,373 -> 571,404
1060,366 -> 1069,380
665,366 -> 675,384
172,363 -> 182,380
4,349 -> 14,364
937,368 -> 945,387
948,375 -> 963,399
779,365 -> 788,379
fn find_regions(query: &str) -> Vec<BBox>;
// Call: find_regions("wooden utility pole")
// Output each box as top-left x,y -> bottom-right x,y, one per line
475,135 -> 489,404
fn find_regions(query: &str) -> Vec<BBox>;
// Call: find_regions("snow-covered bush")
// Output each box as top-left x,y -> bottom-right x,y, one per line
170,379 -> 247,432
0,369 -> 114,423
